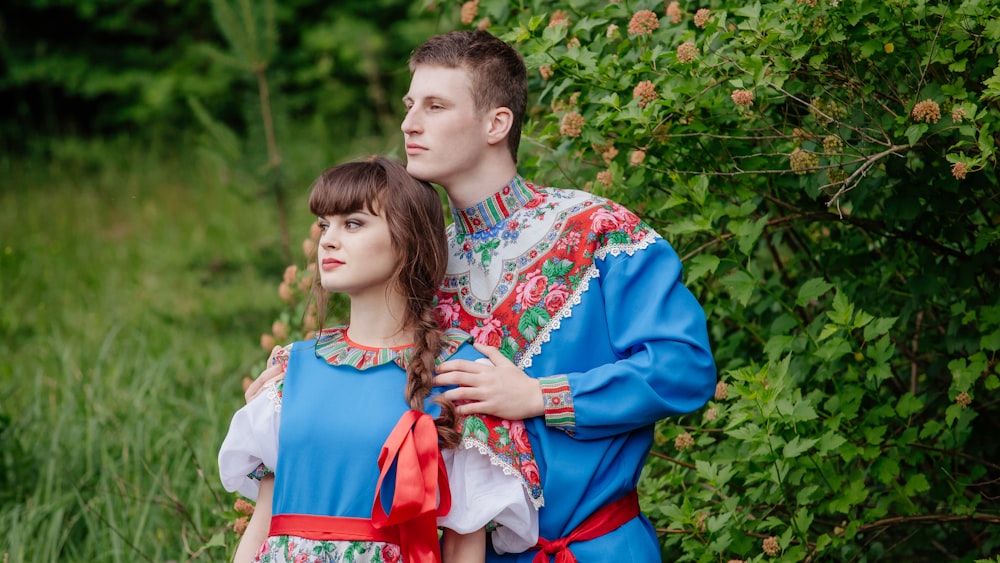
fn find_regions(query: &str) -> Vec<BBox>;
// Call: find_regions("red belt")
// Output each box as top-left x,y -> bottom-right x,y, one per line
530,489 -> 640,563
269,513 -> 398,543
269,410 -> 450,563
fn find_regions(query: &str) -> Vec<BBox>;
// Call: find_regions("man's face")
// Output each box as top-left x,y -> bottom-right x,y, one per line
401,65 -> 489,191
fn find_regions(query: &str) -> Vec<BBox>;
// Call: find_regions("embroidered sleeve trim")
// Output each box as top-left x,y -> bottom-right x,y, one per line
247,462 -> 273,480
540,375 -> 575,435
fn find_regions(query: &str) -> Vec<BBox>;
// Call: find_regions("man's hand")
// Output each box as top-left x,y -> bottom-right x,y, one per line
244,346 -> 286,403
434,343 -> 544,420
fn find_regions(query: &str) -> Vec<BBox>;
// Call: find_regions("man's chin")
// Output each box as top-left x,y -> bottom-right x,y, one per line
405,161 -> 435,182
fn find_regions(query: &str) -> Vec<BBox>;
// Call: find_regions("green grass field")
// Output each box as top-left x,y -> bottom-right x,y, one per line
0,137 -> 324,561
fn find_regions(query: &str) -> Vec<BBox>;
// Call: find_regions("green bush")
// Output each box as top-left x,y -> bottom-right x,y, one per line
424,0 -> 1000,560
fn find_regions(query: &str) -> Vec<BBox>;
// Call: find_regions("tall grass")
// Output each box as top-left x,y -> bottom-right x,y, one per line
0,136 -> 328,561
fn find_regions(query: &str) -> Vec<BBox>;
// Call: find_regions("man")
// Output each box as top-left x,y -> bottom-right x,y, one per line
403,31 -> 716,561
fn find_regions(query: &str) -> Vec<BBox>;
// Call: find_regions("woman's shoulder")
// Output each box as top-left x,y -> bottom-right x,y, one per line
437,329 -> 483,363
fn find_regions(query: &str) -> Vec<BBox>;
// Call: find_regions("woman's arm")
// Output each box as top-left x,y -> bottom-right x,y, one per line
233,475 -> 273,563
441,527 -> 485,563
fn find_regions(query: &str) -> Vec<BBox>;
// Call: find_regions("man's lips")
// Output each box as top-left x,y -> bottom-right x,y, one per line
405,143 -> 428,155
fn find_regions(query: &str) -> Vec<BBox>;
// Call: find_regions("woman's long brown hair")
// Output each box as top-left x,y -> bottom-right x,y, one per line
307,156 -> 460,447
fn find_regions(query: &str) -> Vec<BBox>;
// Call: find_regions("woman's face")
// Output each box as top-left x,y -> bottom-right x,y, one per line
315,208 -> 397,299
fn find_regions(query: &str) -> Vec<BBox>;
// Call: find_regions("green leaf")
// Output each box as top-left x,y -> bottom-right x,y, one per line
895,392 -> 924,418
734,2 -> 761,20
863,424 -> 887,445
790,44 -> 810,60
685,254 -> 720,283
721,271 -> 756,306
782,436 -> 819,458
796,484 -> 820,504
796,278 -> 834,307
873,456 -> 900,485
985,374 -> 1000,391
793,507 -> 814,534
981,328 -> 1000,351
817,431 -> 847,455
868,363 -> 894,385
792,398 -> 819,422
863,316 -> 898,341
200,532 -> 228,549
903,473 -> 931,495
985,18 -> 1000,41
818,323 -> 840,341
852,310 -> 874,330
860,40 -> 881,58
764,335 -> 796,361
731,215 -> 768,257
905,123 -> 929,145
945,403 -> 965,427
828,291 -> 854,326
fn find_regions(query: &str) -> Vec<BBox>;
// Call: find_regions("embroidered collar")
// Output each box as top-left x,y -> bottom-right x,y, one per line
452,175 -> 535,235
314,326 -> 472,370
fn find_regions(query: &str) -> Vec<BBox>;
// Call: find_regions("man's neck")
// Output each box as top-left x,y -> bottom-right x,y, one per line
442,159 -> 518,209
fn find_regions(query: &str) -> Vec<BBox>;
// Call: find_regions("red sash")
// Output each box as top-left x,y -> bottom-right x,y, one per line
530,490 -> 640,563
269,410 -> 451,563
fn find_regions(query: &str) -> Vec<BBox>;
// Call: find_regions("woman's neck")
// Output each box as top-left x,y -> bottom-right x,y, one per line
345,293 -> 413,348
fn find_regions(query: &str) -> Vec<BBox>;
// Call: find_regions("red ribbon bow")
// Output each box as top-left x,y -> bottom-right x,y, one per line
372,410 -> 451,563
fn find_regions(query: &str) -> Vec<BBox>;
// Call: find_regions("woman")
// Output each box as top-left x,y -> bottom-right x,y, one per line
219,157 -> 542,563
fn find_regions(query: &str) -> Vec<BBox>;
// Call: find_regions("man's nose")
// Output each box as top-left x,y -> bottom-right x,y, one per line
401,107 -> 420,134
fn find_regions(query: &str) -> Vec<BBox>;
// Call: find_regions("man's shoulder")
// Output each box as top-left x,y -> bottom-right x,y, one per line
527,182 -> 651,238
529,182 -> 639,214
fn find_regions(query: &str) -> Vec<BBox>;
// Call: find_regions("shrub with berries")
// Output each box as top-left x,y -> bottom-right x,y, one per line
421,1 -> 1000,560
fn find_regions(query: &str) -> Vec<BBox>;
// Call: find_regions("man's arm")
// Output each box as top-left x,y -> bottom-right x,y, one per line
436,237 -> 716,438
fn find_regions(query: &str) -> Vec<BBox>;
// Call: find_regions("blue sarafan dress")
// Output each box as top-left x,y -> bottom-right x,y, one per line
219,327 -> 543,563
436,177 -> 718,562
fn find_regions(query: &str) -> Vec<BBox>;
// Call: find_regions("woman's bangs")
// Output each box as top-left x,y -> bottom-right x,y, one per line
308,163 -> 385,217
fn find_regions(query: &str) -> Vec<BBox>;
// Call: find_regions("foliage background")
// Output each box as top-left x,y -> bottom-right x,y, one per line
2,0 -> 999,561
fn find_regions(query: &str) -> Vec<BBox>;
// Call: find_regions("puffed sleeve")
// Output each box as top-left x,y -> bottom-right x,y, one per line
218,379 -> 282,500
438,415 -> 543,554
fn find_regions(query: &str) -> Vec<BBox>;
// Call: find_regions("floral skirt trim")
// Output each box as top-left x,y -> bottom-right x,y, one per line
254,535 -> 402,563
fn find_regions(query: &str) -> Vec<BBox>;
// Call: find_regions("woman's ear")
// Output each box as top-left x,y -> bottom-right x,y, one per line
485,107 -> 514,147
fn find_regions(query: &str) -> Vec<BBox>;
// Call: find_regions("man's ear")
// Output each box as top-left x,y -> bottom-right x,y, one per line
485,107 -> 514,146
